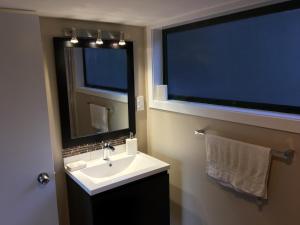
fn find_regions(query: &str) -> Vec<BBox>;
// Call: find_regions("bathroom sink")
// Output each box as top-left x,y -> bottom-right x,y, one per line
66,152 -> 170,195
80,155 -> 135,179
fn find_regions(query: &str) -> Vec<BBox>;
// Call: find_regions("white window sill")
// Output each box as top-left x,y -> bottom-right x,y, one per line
76,87 -> 128,103
149,99 -> 300,133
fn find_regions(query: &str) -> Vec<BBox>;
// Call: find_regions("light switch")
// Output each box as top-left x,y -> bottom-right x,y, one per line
136,96 -> 144,111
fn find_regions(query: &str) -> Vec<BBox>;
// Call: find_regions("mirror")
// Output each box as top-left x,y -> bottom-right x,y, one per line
53,38 -> 135,148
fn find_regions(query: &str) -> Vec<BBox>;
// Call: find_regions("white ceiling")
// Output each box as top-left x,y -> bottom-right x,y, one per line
0,0 -> 277,26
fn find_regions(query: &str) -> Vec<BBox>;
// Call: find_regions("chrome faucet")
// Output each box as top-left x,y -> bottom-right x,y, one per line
102,142 -> 115,160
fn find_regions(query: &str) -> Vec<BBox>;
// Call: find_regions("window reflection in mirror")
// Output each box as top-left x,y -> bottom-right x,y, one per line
64,47 -> 129,139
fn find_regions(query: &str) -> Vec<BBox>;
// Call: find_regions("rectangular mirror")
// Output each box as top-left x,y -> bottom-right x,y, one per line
53,38 -> 135,148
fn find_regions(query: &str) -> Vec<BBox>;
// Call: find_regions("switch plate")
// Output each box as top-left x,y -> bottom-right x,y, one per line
136,96 -> 144,111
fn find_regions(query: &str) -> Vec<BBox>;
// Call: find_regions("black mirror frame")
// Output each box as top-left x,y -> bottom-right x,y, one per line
53,37 -> 136,148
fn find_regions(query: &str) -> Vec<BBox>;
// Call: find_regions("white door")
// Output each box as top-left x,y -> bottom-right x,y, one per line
0,11 -> 59,225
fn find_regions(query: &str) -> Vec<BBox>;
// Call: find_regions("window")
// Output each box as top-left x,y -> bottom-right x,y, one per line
83,48 -> 128,92
163,1 -> 300,114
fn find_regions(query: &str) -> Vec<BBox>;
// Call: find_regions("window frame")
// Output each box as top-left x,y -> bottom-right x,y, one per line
162,0 -> 300,115
82,46 -> 128,93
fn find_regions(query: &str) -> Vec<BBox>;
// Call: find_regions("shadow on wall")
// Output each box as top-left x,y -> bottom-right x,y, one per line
170,185 -> 205,225
152,151 -> 205,225
206,177 -> 269,210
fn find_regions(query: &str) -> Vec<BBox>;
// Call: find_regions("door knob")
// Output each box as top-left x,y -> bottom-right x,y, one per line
37,172 -> 50,185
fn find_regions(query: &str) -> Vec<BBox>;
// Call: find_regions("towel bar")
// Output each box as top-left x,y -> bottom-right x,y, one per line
195,129 -> 295,161
87,102 -> 112,112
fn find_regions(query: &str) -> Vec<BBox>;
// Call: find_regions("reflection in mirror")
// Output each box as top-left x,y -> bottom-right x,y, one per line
64,47 -> 129,139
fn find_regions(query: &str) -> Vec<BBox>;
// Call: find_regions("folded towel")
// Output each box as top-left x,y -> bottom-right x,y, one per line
66,160 -> 87,172
205,134 -> 271,199
90,104 -> 109,133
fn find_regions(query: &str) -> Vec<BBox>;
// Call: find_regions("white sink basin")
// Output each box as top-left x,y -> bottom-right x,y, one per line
66,152 -> 170,195
80,155 -> 135,178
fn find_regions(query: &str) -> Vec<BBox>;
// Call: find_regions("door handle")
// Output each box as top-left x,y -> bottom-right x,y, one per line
37,172 -> 50,185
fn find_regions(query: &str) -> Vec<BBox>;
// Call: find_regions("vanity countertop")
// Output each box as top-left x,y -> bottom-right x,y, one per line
65,149 -> 170,196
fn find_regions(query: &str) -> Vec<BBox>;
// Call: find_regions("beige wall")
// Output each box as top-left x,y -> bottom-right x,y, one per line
40,17 -> 146,225
147,108 -> 300,225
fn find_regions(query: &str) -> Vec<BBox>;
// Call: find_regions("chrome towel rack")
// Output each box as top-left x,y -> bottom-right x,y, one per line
195,129 -> 295,162
87,102 -> 112,112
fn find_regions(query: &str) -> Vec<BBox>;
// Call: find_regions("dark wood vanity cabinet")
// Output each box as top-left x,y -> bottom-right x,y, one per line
66,172 -> 170,225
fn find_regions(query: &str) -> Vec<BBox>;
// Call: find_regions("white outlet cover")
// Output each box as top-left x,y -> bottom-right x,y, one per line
136,96 -> 145,111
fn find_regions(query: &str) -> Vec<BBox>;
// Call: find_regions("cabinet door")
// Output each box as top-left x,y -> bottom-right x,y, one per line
92,173 -> 170,225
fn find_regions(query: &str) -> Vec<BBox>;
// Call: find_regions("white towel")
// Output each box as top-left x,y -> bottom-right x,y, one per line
205,134 -> 271,199
90,104 -> 109,133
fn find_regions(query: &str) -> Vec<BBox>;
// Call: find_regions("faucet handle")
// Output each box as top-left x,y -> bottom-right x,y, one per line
105,142 -> 115,151
104,142 -> 115,151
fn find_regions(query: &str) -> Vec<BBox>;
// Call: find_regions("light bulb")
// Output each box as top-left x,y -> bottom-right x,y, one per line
96,29 -> 103,45
70,37 -> 78,44
96,39 -> 103,45
70,28 -> 78,44
119,31 -> 126,46
118,40 -> 126,46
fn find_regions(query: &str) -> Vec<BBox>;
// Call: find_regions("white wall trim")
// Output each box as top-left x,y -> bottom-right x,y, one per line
146,0 -> 300,134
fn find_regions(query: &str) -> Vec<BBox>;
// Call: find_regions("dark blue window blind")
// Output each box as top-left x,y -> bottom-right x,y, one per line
163,2 -> 300,114
84,48 -> 127,92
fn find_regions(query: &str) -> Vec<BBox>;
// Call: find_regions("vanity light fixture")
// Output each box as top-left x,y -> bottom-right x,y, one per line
119,31 -> 126,46
96,29 -> 104,45
70,28 -> 78,44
